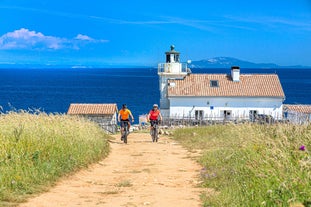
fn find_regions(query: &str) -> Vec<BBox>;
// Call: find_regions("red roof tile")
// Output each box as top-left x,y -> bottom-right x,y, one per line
67,103 -> 118,115
284,104 -> 311,114
168,74 -> 285,97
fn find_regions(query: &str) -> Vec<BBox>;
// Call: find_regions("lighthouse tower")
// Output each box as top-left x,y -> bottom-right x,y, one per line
158,45 -> 190,117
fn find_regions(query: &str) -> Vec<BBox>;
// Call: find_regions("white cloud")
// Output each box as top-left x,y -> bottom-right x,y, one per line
0,28 -> 108,50
75,34 -> 94,41
75,34 -> 109,43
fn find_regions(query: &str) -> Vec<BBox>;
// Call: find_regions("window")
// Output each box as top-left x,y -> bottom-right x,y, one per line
166,54 -> 170,63
210,80 -> 219,87
195,110 -> 204,120
222,110 -> 232,120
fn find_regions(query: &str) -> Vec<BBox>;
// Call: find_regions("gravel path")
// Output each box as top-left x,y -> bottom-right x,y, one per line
19,132 -> 202,207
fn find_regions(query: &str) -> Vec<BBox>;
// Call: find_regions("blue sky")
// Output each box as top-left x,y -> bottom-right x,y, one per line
0,0 -> 310,67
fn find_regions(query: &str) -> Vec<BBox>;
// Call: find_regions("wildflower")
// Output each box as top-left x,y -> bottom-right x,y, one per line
200,167 -> 207,177
299,145 -> 306,151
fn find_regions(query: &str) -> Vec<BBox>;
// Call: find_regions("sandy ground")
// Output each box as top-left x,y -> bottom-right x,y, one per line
19,132 -> 202,207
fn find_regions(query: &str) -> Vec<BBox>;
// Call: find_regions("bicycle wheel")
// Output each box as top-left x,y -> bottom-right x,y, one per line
154,126 -> 158,142
152,127 -> 156,142
121,128 -> 125,141
123,126 -> 128,144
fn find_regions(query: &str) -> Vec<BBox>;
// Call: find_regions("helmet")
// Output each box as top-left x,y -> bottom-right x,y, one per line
153,104 -> 158,108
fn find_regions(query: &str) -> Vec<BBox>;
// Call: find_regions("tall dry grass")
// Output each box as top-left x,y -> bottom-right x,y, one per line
173,123 -> 311,207
0,111 -> 110,206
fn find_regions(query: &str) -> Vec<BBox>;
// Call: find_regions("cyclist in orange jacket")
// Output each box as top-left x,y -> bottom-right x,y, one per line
118,104 -> 134,140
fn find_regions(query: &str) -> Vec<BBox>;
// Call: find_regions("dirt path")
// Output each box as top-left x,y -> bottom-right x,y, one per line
19,132 -> 202,207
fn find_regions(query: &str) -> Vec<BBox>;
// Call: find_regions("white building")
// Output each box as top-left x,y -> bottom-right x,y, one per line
283,104 -> 311,124
158,46 -> 285,121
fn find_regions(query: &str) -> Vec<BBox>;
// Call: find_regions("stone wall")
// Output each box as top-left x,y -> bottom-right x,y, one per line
82,114 -> 118,134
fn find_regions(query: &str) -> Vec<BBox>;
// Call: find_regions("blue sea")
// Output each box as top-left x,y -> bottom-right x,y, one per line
0,68 -> 310,119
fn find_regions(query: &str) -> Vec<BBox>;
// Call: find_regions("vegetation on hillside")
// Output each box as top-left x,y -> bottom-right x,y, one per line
173,123 -> 311,207
0,112 -> 110,206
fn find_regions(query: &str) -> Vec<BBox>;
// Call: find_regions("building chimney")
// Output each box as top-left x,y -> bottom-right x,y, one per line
231,66 -> 240,82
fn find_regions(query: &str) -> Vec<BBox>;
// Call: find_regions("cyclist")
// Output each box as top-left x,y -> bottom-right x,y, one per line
147,104 -> 163,138
118,104 -> 134,140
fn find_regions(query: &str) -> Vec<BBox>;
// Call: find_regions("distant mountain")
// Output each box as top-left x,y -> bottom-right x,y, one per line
189,57 -> 280,68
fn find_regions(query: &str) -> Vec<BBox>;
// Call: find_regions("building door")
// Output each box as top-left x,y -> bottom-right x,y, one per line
249,110 -> 258,122
195,110 -> 204,120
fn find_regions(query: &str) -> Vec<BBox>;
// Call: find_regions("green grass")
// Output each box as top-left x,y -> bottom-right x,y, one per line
172,123 -> 311,207
0,112 -> 110,206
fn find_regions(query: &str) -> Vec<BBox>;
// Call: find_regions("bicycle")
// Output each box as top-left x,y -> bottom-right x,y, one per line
120,121 -> 130,144
150,120 -> 159,142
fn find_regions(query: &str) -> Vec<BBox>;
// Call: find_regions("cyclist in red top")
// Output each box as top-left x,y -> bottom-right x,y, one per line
147,104 -> 163,138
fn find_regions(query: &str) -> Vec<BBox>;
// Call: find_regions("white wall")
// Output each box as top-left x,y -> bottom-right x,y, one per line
168,96 -> 284,120
158,71 -> 187,109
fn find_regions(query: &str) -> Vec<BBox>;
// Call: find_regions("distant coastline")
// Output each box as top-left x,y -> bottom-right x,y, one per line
0,64 -> 152,69
0,57 -> 310,69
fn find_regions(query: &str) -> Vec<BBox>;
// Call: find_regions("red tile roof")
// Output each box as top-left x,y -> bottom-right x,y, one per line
167,74 -> 285,97
67,104 -> 118,115
284,104 -> 311,114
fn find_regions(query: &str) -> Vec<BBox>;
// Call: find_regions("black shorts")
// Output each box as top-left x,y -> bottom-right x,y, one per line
120,120 -> 129,128
150,120 -> 158,127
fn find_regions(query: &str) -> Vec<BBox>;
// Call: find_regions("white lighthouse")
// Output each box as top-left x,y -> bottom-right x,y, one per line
158,45 -> 190,117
